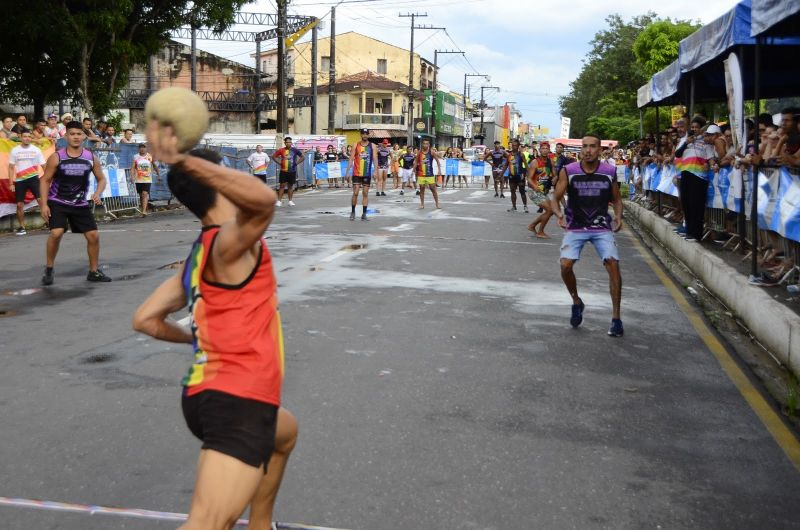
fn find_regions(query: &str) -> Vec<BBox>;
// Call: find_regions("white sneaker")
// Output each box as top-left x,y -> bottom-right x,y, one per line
275,200 -> 282,207
288,200 -> 296,207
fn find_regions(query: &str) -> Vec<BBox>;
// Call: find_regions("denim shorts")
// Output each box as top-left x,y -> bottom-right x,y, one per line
560,230 -> 619,262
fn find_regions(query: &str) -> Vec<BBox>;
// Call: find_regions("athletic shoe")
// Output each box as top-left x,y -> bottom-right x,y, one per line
415,190 -> 420,196
500,193 -> 505,198
87,270 -> 112,282
608,319 -> 624,337
376,192 -> 380,197
570,301 -> 585,328
675,226 -> 687,235
684,236 -> 698,242
400,190 -> 405,195
288,200 -> 296,207
361,213 -> 368,221
349,211 -> 355,221
507,207 -> 517,212
494,192 -> 499,197
524,206 -> 529,213
275,200 -> 282,207
15,227 -> 26,236
41,267 -> 54,286
381,192 -> 386,196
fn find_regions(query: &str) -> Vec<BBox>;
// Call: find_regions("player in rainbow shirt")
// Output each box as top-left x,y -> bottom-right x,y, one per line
271,137 -> 305,207
412,138 -> 443,209
346,128 -> 379,220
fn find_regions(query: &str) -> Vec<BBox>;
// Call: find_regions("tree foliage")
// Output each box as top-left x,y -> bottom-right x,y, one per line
632,19 -> 700,77
0,0 -> 250,118
560,14 -> 702,145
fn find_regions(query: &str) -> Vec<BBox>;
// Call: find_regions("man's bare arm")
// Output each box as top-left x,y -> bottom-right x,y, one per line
133,271 -> 192,343
39,153 -> 59,221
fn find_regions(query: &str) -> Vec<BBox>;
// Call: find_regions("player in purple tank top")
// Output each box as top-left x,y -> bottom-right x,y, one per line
550,134 -> 624,337
38,121 -> 111,285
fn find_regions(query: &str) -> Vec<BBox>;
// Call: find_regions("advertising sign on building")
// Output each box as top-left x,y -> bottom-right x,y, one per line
464,120 -> 473,139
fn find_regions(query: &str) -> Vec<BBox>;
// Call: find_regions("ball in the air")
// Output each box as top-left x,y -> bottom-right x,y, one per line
145,87 -> 209,152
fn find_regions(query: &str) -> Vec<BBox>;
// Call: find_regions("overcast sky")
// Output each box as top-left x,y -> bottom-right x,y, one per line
176,0 -> 738,136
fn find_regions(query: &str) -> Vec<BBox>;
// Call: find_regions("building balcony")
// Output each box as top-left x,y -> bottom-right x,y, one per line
344,113 -> 406,130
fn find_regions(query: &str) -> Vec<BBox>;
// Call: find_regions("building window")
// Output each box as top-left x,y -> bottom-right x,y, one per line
366,98 -> 375,113
321,56 -> 331,72
382,98 -> 392,114
377,59 -> 387,75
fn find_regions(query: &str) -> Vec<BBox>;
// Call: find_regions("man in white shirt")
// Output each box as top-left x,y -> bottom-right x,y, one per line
247,144 -> 270,183
8,131 -> 46,235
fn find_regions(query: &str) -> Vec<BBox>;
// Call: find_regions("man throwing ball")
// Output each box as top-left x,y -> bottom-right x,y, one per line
551,133 -> 624,337
132,87 -> 297,530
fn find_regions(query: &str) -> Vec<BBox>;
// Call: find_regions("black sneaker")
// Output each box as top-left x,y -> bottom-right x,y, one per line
87,270 -> 112,282
400,190 -> 405,195
608,319 -> 624,337
15,227 -> 26,236
500,193 -> 505,198
42,267 -> 54,286
415,190 -> 420,196
494,192 -> 499,197
376,191 -> 380,197
507,207 -> 517,212
361,213 -> 368,221
570,301 -> 585,328
381,192 -> 387,196
349,211 -> 356,221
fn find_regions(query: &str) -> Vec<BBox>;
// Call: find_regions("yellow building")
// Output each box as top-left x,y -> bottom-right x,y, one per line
257,31 -> 434,137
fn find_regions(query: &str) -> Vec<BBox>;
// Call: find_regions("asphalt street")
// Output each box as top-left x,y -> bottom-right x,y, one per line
1,184 -> 799,530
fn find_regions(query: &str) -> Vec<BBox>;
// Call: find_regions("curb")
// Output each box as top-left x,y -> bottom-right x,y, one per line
625,201 -> 799,378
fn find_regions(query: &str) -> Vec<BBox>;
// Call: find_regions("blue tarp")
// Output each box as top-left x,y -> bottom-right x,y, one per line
679,0 -> 755,74
751,0 -> 800,37
651,60 -> 681,105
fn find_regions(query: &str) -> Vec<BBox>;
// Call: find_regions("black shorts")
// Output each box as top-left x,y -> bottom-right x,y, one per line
182,389 -> 279,470
509,176 -> 526,189
278,171 -> 297,185
135,183 -> 151,195
254,173 -> 267,183
48,201 -> 97,233
352,176 -> 372,186
14,177 -> 40,203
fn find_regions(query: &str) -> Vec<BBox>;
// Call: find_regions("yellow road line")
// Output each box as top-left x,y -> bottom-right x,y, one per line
626,231 -> 800,472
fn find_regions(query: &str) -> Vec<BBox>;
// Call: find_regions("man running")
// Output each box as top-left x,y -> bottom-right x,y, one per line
38,121 -> 112,285
132,141 -> 297,530
413,138 -> 442,209
551,134 -> 623,337
8,131 -> 46,235
130,143 -> 160,217
272,137 -> 305,207
506,138 -> 528,213
247,144 -> 270,183
347,128 -> 378,220
484,140 -> 507,197
375,139 -> 391,197
399,146 -> 417,196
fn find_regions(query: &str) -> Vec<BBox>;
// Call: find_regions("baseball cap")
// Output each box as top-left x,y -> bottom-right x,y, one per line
61,113 -> 73,121
705,124 -> 721,134
360,128 -> 369,134
47,112 -> 58,119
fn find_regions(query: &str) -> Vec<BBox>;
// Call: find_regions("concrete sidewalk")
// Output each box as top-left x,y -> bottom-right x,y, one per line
625,201 -> 800,378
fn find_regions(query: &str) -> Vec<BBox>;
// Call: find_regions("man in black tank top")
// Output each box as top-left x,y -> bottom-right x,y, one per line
551,134 -> 624,337
38,121 -> 111,285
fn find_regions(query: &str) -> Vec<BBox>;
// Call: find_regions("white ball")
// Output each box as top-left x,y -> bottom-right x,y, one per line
144,87 -> 209,152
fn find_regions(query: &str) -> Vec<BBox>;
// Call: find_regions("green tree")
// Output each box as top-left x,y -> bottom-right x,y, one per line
632,19 -> 700,77
559,13 -> 655,139
0,0 -> 249,118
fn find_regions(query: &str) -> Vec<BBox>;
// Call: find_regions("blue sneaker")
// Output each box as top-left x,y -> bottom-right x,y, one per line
570,301 -> 585,328
676,226 -> 687,235
608,319 -> 624,337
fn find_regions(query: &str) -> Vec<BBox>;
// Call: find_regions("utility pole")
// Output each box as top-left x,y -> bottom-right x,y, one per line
327,6 -> 336,135
478,85 -> 499,145
310,22 -> 318,134
463,73 -> 488,147
255,38 -> 262,133
190,24 -> 197,91
276,0 -> 288,133
399,13 -> 444,147
431,50 -> 463,147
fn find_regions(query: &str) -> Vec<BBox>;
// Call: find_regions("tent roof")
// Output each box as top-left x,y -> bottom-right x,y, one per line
751,0 -> 800,37
679,0 -> 754,73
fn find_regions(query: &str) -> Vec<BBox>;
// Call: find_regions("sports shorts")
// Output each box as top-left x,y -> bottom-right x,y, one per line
401,168 -> 415,183
47,201 -> 97,233
253,173 -> 267,183
278,171 -> 297,185
378,163 -> 389,170
14,177 -> 40,203
417,176 -> 436,186
508,176 -> 525,189
182,389 -> 278,470
560,230 -> 619,262
352,176 -> 372,186
135,183 -> 151,195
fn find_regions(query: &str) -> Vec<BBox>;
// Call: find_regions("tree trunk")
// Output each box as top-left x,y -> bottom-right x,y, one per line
32,96 -> 45,121
79,41 -> 93,117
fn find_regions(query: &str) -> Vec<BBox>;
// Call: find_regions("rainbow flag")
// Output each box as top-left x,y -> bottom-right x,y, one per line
16,166 -> 39,180
675,156 -> 707,176
253,163 -> 267,174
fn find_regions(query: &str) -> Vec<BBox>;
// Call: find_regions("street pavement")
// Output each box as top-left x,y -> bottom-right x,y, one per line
1,184 -> 799,530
